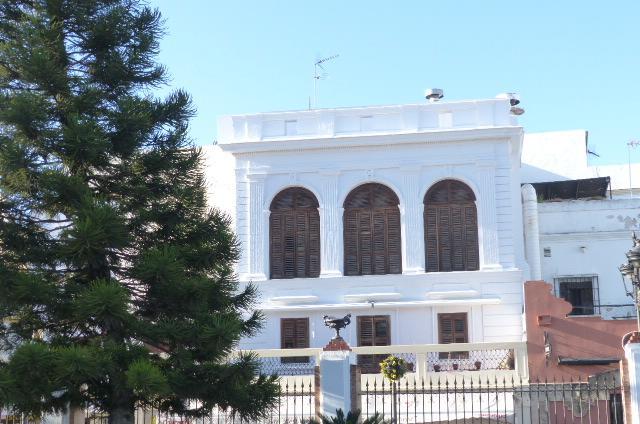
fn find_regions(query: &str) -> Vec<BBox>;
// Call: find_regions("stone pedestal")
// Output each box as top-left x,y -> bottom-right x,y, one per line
319,338 -> 353,417
624,333 -> 640,424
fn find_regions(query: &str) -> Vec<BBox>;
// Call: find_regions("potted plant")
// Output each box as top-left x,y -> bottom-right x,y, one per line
380,355 -> 408,423
433,364 -> 441,372
452,363 -> 459,371
474,361 -> 482,370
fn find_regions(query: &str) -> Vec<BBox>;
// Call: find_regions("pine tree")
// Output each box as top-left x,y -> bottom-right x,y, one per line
0,1 -> 278,422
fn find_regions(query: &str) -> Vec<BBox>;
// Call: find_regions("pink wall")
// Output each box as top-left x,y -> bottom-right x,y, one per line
525,281 -> 636,381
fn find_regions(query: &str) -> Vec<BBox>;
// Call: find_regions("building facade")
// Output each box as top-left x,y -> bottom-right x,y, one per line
206,98 -> 528,352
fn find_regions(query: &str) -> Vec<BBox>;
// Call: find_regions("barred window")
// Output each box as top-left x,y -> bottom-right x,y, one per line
554,275 -> 599,316
424,180 -> 479,272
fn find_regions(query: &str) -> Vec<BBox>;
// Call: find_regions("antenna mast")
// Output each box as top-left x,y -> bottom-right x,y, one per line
313,54 -> 339,109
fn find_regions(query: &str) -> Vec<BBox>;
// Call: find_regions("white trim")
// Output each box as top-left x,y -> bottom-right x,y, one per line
540,230 -> 633,242
220,127 -> 522,155
258,297 -> 501,312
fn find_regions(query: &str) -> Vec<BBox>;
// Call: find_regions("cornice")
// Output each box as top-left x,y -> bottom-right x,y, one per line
219,126 -> 523,156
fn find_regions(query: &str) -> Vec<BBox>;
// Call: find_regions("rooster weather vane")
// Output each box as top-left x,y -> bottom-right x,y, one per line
323,313 -> 351,340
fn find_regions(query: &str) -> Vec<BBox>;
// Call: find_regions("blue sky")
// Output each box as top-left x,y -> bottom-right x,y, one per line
149,1 -> 640,165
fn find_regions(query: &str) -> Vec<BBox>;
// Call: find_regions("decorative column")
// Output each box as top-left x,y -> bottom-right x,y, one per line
320,171 -> 342,277
522,184 -> 542,280
248,173 -> 267,281
401,167 -> 424,274
319,338 -> 353,416
235,168 -> 250,279
477,162 -> 501,270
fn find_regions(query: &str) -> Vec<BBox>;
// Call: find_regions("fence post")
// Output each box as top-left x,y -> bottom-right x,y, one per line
624,336 -> 640,424
514,343 -> 529,381
319,337 -> 354,417
415,353 -> 428,380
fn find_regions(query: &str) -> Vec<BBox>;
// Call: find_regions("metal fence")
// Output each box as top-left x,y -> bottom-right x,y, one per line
82,379 -> 316,424
360,374 -> 623,424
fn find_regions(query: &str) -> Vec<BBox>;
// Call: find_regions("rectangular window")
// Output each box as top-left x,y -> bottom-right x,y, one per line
554,275 -> 598,315
280,318 -> 309,363
438,313 -> 468,359
360,115 -> 374,131
357,315 -> 390,373
284,119 -> 298,136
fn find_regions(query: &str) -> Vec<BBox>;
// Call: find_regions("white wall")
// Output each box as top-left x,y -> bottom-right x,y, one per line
537,198 -> 640,319
211,98 -> 528,350
202,145 -> 236,223
522,129 -> 640,193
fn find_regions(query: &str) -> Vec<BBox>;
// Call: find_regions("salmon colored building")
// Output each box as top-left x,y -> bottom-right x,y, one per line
525,280 -> 636,381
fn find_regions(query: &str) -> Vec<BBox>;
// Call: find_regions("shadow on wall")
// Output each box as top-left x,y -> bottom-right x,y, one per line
524,281 -> 636,381
520,164 -> 572,185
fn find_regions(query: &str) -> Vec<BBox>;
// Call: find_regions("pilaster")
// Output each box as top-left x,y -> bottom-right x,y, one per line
320,171 -> 342,277
235,168 -> 250,279
401,167 -> 425,274
248,173 -> 267,280
477,162 -> 501,270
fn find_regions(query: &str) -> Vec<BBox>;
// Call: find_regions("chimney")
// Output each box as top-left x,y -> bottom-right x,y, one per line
425,88 -> 444,103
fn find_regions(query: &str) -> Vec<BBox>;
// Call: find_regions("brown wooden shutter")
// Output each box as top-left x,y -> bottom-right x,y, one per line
464,205 -> 479,270
438,206 -> 452,272
438,313 -> 468,359
280,318 -> 309,363
270,212 -> 284,279
344,209 -> 359,276
424,206 -> 438,272
308,209 -> 320,277
386,209 -> 402,274
424,180 -> 478,272
343,184 -> 402,276
270,188 -> 320,279
357,315 -> 391,373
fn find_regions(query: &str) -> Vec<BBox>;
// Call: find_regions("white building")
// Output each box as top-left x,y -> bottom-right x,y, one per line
205,97 -> 529,356
521,130 -> 640,320
204,94 -> 640,359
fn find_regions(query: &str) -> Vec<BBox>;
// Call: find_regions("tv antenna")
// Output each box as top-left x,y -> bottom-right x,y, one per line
313,54 -> 339,109
628,139 -> 640,198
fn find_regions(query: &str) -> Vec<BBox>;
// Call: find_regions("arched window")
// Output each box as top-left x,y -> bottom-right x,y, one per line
424,180 -> 479,272
343,183 -> 402,276
270,187 -> 320,279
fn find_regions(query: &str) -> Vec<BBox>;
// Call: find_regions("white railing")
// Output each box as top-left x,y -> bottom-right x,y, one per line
351,341 -> 528,386
242,341 -> 528,386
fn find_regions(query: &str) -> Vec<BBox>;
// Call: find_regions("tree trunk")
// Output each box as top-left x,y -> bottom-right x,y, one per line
108,407 -> 135,424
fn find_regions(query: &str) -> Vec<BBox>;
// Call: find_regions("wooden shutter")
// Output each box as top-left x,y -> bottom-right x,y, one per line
463,206 -> 479,270
280,318 -> 309,363
438,313 -> 468,359
270,213 -> 284,278
344,209 -> 359,276
343,184 -> 402,276
270,188 -> 320,279
424,180 -> 478,272
424,206 -> 438,273
308,210 -> 320,277
357,315 -> 391,373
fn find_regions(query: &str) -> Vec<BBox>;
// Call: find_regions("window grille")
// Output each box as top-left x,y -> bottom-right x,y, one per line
554,275 -> 599,315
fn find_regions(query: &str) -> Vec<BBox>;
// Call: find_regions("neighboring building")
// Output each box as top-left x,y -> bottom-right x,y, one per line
206,97 -> 528,354
521,130 -> 640,322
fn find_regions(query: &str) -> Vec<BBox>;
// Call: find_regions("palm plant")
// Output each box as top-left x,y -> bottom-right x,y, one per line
304,408 -> 388,424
